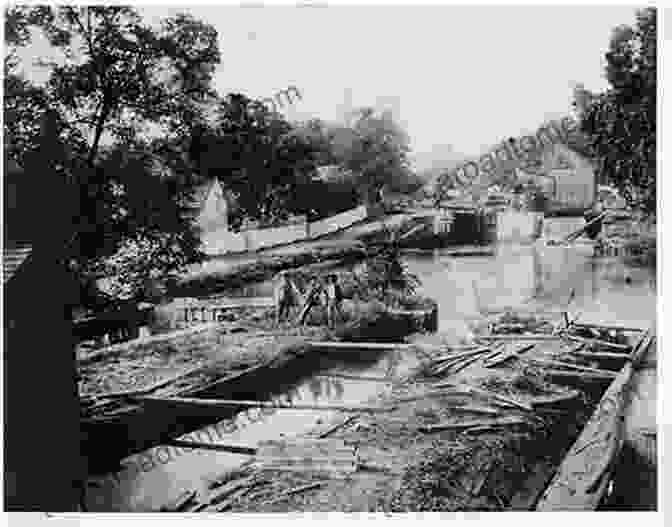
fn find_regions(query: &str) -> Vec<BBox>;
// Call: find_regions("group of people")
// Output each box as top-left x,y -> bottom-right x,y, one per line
274,271 -> 345,328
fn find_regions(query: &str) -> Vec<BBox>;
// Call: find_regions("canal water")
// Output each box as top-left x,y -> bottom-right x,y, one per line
85,218 -> 656,512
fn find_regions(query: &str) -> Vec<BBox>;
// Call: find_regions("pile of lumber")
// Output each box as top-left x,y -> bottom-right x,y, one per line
426,343 -> 504,376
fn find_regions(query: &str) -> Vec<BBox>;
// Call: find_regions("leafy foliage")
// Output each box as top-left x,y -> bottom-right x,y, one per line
188,93 -> 325,228
360,227 -> 421,303
579,8 -> 656,216
337,108 -> 414,199
4,5 -> 218,304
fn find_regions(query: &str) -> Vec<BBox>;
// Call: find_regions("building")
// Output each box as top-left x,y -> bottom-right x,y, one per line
539,142 -> 597,215
3,124 -> 82,510
182,178 -> 234,235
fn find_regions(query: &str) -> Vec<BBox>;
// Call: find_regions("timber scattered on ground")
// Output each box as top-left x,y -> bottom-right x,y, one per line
95,287 -> 647,514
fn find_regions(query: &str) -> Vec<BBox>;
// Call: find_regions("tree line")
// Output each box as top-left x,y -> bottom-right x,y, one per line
4,6 -> 420,304
573,7 -> 656,216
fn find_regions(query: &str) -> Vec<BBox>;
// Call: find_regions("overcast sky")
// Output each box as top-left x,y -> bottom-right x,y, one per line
16,4 -> 641,166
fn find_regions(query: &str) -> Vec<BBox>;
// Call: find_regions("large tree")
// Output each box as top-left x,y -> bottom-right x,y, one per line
579,8 -> 656,215
189,93 -> 325,227
4,6 -> 220,302
335,108 -> 414,199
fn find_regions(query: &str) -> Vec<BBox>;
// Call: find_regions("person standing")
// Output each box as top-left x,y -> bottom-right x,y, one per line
274,271 -> 300,325
324,274 -> 345,329
298,276 -> 324,325
584,199 -> 605,240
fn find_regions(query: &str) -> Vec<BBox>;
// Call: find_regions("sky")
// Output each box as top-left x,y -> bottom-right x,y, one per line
15,4 -> 641,168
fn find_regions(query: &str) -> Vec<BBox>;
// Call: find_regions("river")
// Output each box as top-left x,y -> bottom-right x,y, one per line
85,217 -> 656,512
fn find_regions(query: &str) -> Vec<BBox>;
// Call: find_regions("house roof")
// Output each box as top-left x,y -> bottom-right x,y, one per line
3,243 -> 33,286
181,179 -> 216,217
181,178 -> 234,221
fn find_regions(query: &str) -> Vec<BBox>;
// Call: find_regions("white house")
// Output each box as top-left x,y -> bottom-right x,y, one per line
540,142 -> 597,213
186,179 -> 231,233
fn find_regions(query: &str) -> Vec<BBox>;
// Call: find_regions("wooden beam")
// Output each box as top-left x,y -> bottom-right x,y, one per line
133,395 -> 395,413
420,416 -> 527,433
307,341 -> 414,351
435,382 -> 533,412
563,334 -> 631,351
257,481 -> 328,507
571,322 -> 643,333
164,439 -> 257,456
571,350 -> 631,362
159,489 -> 197,512
537,356 -> 636,510
256,439 -> 357,474
477,334 -> 562,341
630,331 -> 653,366
529,390 -> 581,410
450,348 -> 501,373
484,343 -> 536,368
543,370 -> 616,384
317,415 -> 358,439
525,358 -> 618,376
432,347 -> 491,363
314,374 -> 393,382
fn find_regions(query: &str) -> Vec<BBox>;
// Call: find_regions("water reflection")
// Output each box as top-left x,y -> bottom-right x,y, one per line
405,237 -> 656,330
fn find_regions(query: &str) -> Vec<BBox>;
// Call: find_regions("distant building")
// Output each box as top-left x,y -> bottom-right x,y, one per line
183,179 -> 233,234
540,142 -> 597,214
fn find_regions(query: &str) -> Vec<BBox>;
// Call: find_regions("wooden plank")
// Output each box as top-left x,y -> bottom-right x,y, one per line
525,358 -> 618,376
438,383 -> 533,412
420,416 -> 527,433
257,481 -> 328,507
484,343 -> 536,368
207,475 -> 258,505
450,405 -> 501,416
256,438 -> 357,474
537,357 -> 636,510
571,350 -> 631,362
544,370 -> 616,383
630,331 -> 653,366
563,334 -> 631,351
159,489 -> 197,512
133,395 -> 395,413
307,341 -> 414,351
432,347 -> 491,363
315,374 -> 393,383
571,322 -> 643,333
477,334 -> 562,341
433,348 -> 493,374
450,348 -> 501,373
529,390 -> 581,409
163,439 -> 257,456
316,415 -> 358,439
